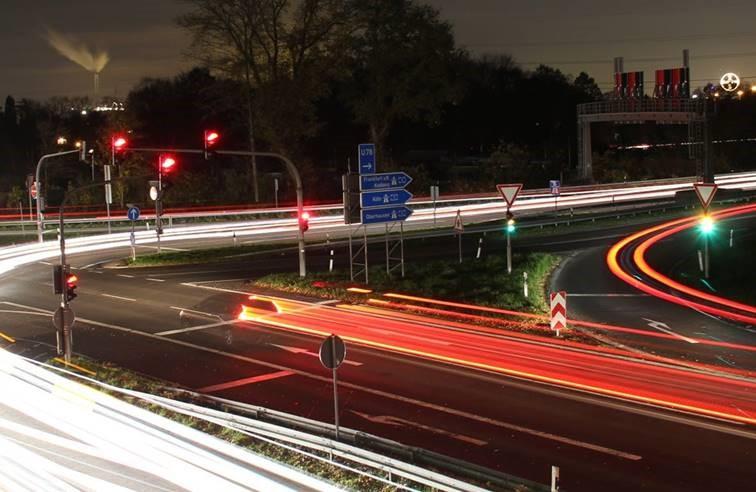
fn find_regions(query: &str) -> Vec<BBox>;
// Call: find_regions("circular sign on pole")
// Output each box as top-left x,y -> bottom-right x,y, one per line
127,206 -> 140,221
52,306 -> 76,330
149,186 -> 158,201
319,334 -> 346,369
720,72 -> 740,92
30,183 -> 37,200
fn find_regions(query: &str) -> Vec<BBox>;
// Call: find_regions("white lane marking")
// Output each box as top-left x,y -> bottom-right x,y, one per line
146,278 -> 165,282
746,328 -> 756,334
197,371 -> 295,393
568,293 -> 648,297
642,318 -> 699,344
169,306 -> 217,317
137,245 -> 189,252
117,274 -> 134,279
269,343 -> 362,366
1,301 -> 751,449
101,294 -> 136,302
351,411 -> 487,446
38,261 -> 53,266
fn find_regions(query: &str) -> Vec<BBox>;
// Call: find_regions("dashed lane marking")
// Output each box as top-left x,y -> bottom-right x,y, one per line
117,274 -> 134,279
101,294 -> 136,302
197,370 -> 295,393
146,278 -> 165,282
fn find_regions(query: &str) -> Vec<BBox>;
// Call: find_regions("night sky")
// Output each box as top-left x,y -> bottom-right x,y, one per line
2,0 -> 756,100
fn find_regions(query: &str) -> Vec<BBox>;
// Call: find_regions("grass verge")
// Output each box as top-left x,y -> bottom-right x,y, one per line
126,243 -> 289,267
255,253 -> 561,315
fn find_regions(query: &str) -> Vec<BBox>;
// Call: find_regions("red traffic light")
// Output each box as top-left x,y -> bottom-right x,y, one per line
66,274 -> 78,286
113,136 -> 127,151
299,211 -> 310,233
159,154 -> 177,173
205,130 -> 220,145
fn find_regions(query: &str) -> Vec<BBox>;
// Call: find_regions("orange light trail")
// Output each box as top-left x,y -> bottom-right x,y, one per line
607,203 -> 756,324
244,302 -> 756,426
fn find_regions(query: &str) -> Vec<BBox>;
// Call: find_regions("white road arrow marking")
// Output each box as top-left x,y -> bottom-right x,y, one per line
269,344 -> 363,366
351,411 -> 487,446
642,318 -> 699,344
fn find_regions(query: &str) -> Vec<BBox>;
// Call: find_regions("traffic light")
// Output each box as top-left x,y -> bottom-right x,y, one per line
204,130 -> 220,159
699,214 -> 715,234
299,211 -> 310,233
505,211 -> 516,233
65,272 -> 78,302
159,154 -> 177,174
112,136 -> 128,153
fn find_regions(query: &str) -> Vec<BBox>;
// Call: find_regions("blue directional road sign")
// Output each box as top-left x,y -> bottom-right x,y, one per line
361,206 -> 413,224
127,206 -> 140,221
360,172 -> 412,191
361,189 -> 413,208
358,143 -> 376,174
549,180 -> 560,195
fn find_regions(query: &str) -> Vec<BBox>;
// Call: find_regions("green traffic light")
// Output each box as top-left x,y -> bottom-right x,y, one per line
506,219 -> 516,233
699,215 -> 715,234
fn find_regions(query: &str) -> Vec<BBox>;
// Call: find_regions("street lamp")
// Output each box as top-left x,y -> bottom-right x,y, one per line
56,136 -> 68,146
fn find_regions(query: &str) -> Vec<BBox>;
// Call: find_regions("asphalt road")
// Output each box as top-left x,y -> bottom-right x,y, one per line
1,219 -> 754,491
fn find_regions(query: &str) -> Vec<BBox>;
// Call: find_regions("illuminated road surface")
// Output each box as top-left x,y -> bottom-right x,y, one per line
233,295 -> 756,426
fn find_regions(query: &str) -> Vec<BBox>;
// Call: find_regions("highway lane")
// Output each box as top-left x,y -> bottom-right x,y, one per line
1,245 -> 755,490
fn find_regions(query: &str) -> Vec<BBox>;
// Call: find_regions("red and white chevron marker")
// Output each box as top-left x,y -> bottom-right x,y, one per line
550,291 -> 567,336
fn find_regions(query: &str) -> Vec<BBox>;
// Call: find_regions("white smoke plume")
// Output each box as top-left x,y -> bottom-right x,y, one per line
45,28 -> 109,73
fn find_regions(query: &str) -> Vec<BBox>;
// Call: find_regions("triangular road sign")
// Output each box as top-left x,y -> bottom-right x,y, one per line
693,183 -> 718,210
453,209 -> 464,232
496,184 -> 523,208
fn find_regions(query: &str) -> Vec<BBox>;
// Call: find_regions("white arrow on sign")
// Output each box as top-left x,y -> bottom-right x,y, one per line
496,183 -> 523,208
693,183 -> 718,210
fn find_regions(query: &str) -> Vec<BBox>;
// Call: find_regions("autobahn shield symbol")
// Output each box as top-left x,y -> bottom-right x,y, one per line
550,291 -> 567,336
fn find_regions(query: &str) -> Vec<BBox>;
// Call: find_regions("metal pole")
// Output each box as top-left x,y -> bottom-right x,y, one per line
19,202 -> 24,233
35,150 -> 80,243
131,221 -> 136,261
58,203 -> 71,362
551,466 -> 560,492
523,271 -> 529,297
385,223 -> 390,274
729,228 -> 734,248
507,231 -> 512,274
458,232 -> 462,264
91,152 -> 95,181
364,226 -> 369,284
704,234 -> 710,279
400,222 -> 405,278
274,178 -> 279,208
331,338 -> 340,441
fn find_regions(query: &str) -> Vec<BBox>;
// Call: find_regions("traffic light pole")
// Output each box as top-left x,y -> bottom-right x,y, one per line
506,231 -> 512,274
127,147 -> 308,277
35,149 -> 81,243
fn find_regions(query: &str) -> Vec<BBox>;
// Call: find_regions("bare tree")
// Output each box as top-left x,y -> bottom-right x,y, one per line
178,0 -> 352,201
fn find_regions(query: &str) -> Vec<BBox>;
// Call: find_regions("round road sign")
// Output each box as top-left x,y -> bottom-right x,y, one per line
319,334 -> 346,369
720,72 -> 740,92
127,206 -> 140,221
52,306 -> 76,330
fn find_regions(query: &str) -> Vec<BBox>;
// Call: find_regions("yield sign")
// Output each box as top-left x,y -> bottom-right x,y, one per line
496,184 -> 522,208
550,291 -> 567,334
453,209 -> 464,232
693,183 -> 718,210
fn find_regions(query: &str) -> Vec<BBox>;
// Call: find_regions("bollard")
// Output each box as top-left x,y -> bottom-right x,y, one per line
329,249 -> 334,272
233,231 -> 238,247
730,228 -> 734,248
145,222 -> 150,231
476,237 -> 483,259
551,466 -> 560,492
523,271 -> 529,298
698,250 -> 704,272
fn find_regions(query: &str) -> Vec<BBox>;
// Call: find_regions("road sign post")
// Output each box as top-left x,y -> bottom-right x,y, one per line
319,334 -> 346,440
693,183 -> 718,279
550,180 -> 560,214
127,206 -> 140,261
497,184 -> 522,275
430,185 -> 440,227
550,291 -> 567,337
454,209 -> 464,264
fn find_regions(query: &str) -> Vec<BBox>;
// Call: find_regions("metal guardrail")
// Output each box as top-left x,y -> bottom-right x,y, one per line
32,358 -> 547,492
